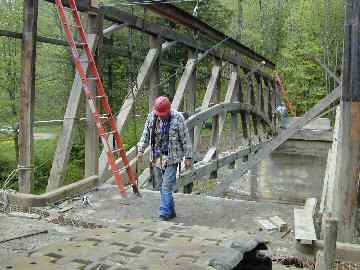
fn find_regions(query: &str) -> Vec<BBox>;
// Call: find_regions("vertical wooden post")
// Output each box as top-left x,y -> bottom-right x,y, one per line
149,35 -> 161,110
255,74 -> 266,140
210,63 -> 221,179
18,0 -> 38,193
264,77 -> 273,129
248,74 -> 258,141
333,0 -> 360,242
324,217 -> 337,270
183,50 -> 196,193
229,65 -> 240,169
84,13 -> 102,178
239,71 -> 250,146
184,50 -> 196,141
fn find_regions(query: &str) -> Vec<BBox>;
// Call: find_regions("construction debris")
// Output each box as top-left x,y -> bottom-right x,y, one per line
256,218 -> 278,231
270,216 -> 288,232
0,230 -> 48,244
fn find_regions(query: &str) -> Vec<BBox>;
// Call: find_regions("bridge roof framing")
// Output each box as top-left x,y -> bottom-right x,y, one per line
145,3 -> 275,69
41,0 -> 273,80
102,6 -> 273,81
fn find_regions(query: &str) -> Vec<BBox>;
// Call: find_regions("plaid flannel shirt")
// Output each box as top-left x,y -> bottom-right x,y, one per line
138,110 -> 193,165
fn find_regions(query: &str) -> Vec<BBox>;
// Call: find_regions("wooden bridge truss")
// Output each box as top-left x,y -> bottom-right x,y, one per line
1,0 -> 340,207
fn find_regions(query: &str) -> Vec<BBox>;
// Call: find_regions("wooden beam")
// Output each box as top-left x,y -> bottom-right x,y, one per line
216,87 -> 341,193
332,0 -> 360,242
18,0 -> 38,194
102,6 -> 273,81
294,207 -> 317,245
98,47 -> 160,182
148,35 -> 161,110
46,36 -> 97,192
320,107 -> 340,236
193,64 -> 221,153
103,23 -> 128,38
171,58 -> 197,110
186,102 -> 272,130
203,68 -> 238,164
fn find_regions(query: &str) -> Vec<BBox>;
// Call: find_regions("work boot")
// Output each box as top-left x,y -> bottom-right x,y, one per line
159,211 -> 176,221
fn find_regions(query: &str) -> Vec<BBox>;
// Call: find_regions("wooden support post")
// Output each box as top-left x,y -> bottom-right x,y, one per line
229,65 -> 240,169
184,50 -> 196,142
264,78 -> 273,130
193,63 -> 221,154
239,73 -> 250,146
247,74 -> 258,143
209,67 -> 221,179
18,0 -> 38,193
255,74 -> 266,141
47,36 -> 97,192
333,0 -> 360,243
183,50 -> 196,193
84,12 -> 102,178
148,35 -> 161,110
324,218 -> 337,270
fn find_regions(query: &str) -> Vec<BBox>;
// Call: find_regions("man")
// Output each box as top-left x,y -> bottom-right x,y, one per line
137,96 -> 193,221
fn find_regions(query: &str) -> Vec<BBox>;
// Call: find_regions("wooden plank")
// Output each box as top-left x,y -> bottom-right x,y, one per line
320,107 -> 340,218
98,47 -> 159,181
18,0 -> 38,194
255,218 -> 277,231
193,64 -> 221,152
46,35 -> 97,192
184,50 -> 197,142
247,75 -> 258,137
148,35 -> 161,110
203,68 -> 239,165
294,208 -> 317,244
8,211 -> 41,220
269,216 -> 288,232
217,87 -> 341,192
103,23 -> 128,38
171,58 -> 197,111
305,197 -> 318,218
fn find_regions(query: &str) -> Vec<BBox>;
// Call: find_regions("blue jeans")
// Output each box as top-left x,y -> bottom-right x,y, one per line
153,164 -> 177,217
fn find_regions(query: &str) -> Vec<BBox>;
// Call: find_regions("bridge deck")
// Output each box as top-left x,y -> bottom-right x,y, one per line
0,186 -> 301,269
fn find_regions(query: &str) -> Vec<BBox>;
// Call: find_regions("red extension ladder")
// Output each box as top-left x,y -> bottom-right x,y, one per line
55,0 -> 139,196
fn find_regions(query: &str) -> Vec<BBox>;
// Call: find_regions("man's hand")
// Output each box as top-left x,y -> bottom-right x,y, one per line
185,158 -> 193,169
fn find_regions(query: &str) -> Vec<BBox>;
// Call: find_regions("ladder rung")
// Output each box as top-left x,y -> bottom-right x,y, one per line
79,59 -> 90,64
95,95 -> 107,99
112,149 -> 122,154
88,77 -> 98,81
101,130 -> 116,136
64,7 -> 76,12
65,22 -> 81,29
99,114 -> 110,120
77,43 -> 88,47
